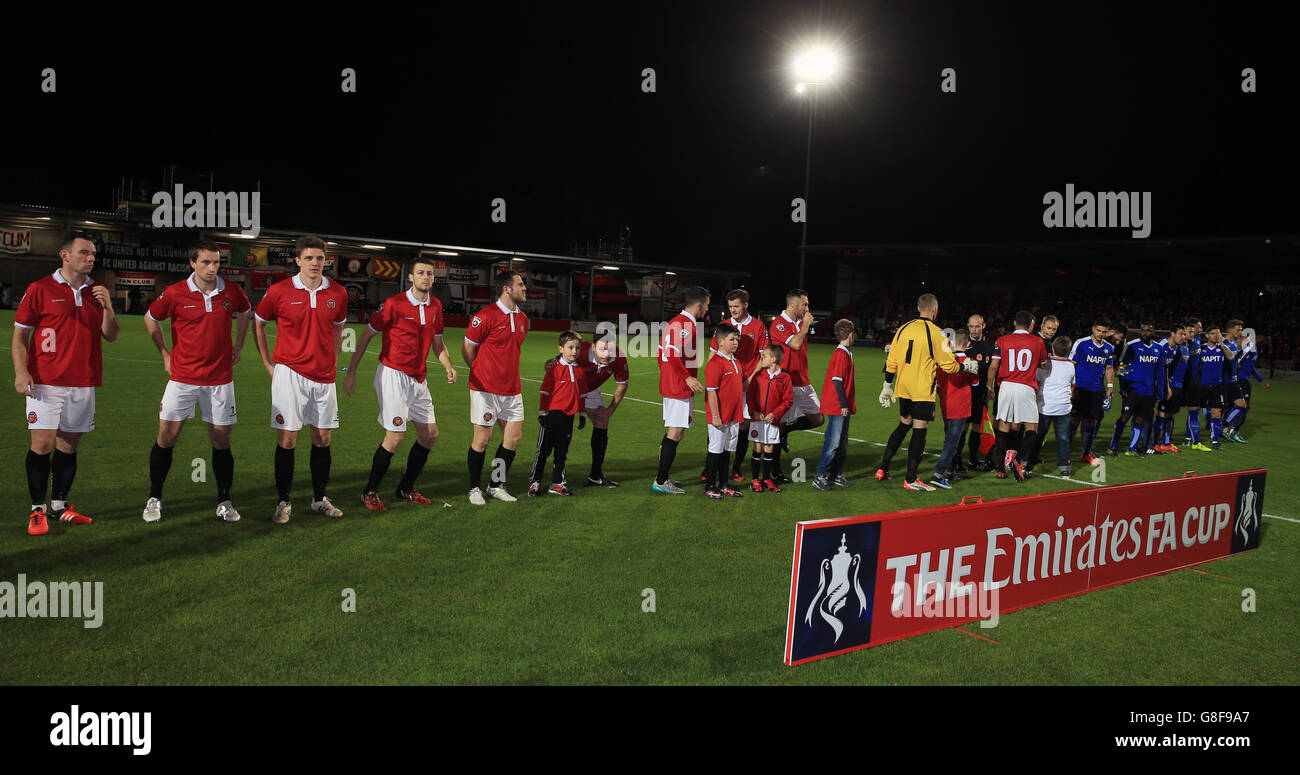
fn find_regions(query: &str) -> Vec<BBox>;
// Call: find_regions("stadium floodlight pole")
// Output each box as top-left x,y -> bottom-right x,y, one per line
798,86 -> 817,290
792,46 -> 838,289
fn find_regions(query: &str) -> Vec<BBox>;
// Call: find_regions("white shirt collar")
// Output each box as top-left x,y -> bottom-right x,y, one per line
496,298 -> 519,315
186,273 -> 226,296
780,310 -> 796,324
406,289 -> 431,307
731,314 -> 753,327
52,269 -> 93,290
1013,329 -> 1029,335
767,366 -> 782,376
837,344 -> 853,357
292,273 -> 330,291
680,309 -> 697,324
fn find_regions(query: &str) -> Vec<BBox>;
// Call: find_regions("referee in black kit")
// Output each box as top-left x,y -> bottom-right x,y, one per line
961,313 -> 996,471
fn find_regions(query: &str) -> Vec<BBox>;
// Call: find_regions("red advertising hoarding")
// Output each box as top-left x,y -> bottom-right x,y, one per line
784,469 -> 1265,666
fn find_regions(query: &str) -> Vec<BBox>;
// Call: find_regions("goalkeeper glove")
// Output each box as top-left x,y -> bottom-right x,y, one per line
878,382 -> 895,407
1102,397 -> 1112,412
961,358 -> 980,375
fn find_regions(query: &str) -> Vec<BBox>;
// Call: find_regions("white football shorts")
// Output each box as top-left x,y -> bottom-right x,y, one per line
271,363 -> 339,431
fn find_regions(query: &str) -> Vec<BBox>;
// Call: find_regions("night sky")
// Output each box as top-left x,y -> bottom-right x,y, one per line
2,2 -> 1293,285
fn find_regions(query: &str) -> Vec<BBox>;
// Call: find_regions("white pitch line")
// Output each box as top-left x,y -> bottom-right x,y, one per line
1264,513 -> 1299,524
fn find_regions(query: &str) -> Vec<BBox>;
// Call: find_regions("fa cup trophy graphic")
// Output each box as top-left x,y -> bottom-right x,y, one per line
804,533 -> 867,643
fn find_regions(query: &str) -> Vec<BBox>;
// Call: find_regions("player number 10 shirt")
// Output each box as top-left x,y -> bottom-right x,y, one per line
255,274 -> 348,383
993,330 -> 1049,390
466,299 -> 529,395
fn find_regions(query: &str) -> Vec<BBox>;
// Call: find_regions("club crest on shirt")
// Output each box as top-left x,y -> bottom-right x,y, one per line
27,411 -> 37,424
471,317 -> 482,328
776,323 -> 786,332
326,298 -> 337,309
222,299 -> 232,311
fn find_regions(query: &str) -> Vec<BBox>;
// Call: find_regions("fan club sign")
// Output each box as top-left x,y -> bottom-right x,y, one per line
114,271 -> 155,289
784,469 -> 1265,666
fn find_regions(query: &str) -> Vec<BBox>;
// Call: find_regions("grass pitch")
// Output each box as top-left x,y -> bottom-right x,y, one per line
2,311 -> 1296,684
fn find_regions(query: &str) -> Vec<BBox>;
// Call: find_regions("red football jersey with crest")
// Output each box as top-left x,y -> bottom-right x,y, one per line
710,315 -> 769,375
368,289 -> 445,383
747,367 -> 793,421
465,299 -> 529,395
705,352 -> 746,423
148,276 -> 251,385
658,310 -> 701,399
769,311 -> 810,386
14,271 -> 106,387
255,274 -> 348,383
539,357 -> 586,415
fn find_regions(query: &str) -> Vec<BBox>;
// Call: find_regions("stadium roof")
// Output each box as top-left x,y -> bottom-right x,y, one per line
805,236 -> 1300,267
0,202 -> 746,280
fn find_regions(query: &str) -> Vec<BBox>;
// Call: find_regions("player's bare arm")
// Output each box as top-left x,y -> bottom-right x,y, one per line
333,322 -> 344,364
92,284 -> 119,342
254,318 -> 275,377
1105,364 -> 1115,397
12,326 -> 33,395
707,389 -> 722,428
232,310 -> 251,365
461,338 -> 478,367
431,336 -> 457,383
343,326 -> 379,396
788,311 -> 815,350
143,312 -> 172,375
609,381 -> 627,413
685,375 -> 704,394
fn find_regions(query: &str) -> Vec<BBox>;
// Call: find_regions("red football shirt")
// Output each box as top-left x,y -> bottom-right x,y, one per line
658,310 -> 702,399
820,345 -> 857,415
13,271 -> 106,388
705,352 -> 745,424
937,352 -> 978,419
747,367 -> 793,421
368,289 -> 445,383
709,314 -> 769,375
993,330 -> 1050,390
539,358 -> 585,415
465,299 -> 529,395
254,274 -> 348,383
577,341 -> 628,394
770,311 -> 810,386
148,275 -> 251,386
